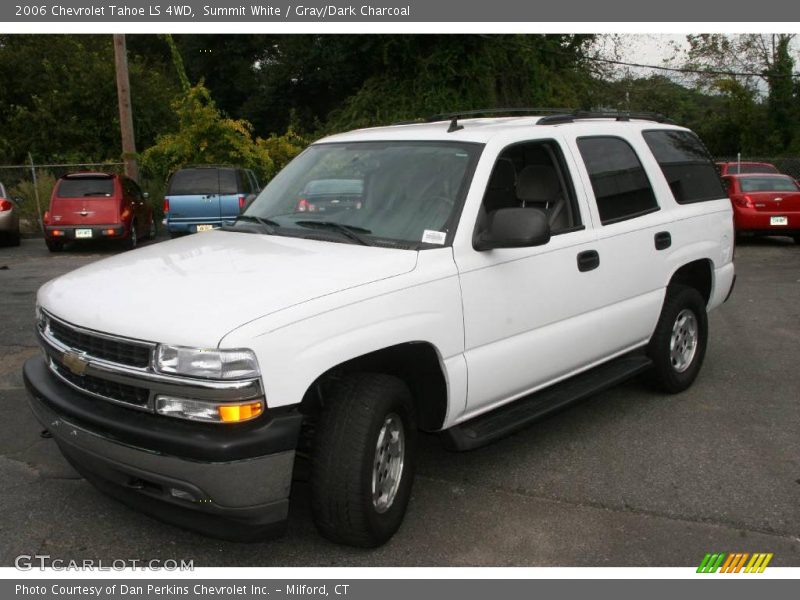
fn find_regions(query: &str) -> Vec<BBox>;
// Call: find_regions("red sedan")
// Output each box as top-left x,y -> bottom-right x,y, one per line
723,174 -> 800,243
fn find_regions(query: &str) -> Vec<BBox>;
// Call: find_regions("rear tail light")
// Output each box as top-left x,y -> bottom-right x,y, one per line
238,195 -> 246,211
43,211 -> 50,224
296,198 -> 317,212
163,198 -> 169,213
734,196 -> 754,209
0,199 -> 12,212
51,230 -> 65,237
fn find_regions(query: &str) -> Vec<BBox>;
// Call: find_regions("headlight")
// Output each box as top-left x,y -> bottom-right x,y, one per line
155,345 -> 260,380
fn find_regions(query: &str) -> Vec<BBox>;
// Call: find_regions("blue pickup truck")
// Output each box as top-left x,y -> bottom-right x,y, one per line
163,166 -> 260,236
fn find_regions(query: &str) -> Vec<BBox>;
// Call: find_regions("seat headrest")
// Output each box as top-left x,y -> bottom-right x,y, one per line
517,165 -> 561,202
488,158 -> 516,191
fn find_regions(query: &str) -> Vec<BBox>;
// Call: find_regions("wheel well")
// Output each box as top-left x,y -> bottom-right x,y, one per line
669,259 -> 712,304
301,342 -> 448,432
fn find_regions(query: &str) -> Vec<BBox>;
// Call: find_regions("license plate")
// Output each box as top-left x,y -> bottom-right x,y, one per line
196,224 -> 214,232
770,216 -> 788,226
75,229 -> 93,239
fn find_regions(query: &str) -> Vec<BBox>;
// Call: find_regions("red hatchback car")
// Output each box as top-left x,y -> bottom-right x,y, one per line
44,173 -> 156,252
723,173 -> 800,243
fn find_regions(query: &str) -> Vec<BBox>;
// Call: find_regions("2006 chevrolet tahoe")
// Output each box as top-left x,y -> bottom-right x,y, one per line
24,111 -> 736,547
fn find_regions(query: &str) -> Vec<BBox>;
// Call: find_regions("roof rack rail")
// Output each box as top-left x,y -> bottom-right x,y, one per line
421,108 -> 578,134
537,110 -> 674,125
427,107 -> 575,122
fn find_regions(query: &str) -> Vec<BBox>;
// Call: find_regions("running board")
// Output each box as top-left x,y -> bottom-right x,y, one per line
442,353 -> 653,451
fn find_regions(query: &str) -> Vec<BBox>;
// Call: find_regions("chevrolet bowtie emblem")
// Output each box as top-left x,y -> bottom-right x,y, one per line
62,351 -> 89,376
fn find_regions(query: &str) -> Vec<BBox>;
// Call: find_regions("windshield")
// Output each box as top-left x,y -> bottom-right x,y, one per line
57,177 -> 114,197
739,176 -> 799,192
242,141 -> 482,247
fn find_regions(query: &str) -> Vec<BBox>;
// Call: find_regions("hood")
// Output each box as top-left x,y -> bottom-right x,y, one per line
38,230 -> 418,347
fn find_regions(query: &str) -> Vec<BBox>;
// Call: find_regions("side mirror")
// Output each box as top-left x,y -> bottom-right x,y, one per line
474,207 -> 550,251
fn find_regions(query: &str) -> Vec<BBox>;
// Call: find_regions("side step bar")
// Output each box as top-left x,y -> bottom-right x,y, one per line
442,353 -> 653,451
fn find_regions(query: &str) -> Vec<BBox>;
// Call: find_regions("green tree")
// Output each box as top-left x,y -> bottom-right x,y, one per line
0,35 -> 179,164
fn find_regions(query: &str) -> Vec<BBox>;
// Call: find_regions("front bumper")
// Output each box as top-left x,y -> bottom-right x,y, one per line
24,356 -> 302,541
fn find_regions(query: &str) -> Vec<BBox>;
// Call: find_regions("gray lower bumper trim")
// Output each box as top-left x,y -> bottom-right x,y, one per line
29,390 -> 294,517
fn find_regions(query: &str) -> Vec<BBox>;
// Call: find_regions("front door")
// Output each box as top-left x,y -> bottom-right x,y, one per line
455,137 -> 612,418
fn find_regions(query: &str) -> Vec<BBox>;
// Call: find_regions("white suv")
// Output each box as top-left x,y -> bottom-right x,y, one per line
25,111 -> 735,547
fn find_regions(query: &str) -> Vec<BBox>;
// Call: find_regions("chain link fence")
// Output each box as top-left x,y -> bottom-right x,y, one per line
0,159 -> 164,236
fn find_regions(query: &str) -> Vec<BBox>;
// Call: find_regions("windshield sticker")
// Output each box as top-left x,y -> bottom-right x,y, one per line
422,230 -> 447,245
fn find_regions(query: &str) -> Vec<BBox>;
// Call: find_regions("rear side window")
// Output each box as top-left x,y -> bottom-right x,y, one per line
168,168 -> 239,195
57,177 -> 114,198
643,130 -> 725,204
577,136 -> 658,225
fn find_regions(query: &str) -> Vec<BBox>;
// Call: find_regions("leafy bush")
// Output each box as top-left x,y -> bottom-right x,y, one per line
9,171 -> 56,234
141,83 -> 307,187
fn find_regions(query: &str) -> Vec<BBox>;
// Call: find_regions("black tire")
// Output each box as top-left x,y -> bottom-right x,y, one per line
124,223 -> 138,250
11,231 -> 21,246
147,217 -> 157,240
793,235 -> 800,245
45,239 -> 64,252
311,373 -> 416,547
647,284 -> 708,394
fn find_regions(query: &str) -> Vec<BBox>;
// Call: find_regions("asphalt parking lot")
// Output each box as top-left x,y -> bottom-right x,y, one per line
0,235 -> 798,567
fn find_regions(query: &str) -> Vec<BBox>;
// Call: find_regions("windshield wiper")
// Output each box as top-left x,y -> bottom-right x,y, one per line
230,214 -> 280,234
293,220 -> 373,246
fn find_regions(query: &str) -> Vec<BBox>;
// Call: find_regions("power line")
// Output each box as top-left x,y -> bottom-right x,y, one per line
579,53 -> 800,79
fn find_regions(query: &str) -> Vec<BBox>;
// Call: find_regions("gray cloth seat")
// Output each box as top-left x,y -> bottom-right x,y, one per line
483,158 -> 518,213
516,164 -> 568,231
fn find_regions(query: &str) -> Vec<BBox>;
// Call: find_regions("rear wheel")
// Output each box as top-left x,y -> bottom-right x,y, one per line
147,217 -> 157,239
124,223 -> 138,250
45,239 -> 64,252
647,284 -> 708,394
311,373 -> 416,547
793,235 -> 800,245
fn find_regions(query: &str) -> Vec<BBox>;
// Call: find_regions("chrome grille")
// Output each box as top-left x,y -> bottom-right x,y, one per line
51,359 -> 150,408
48,319 -> 151,368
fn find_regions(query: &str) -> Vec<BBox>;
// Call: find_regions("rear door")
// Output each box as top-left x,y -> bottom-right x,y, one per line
565,133 -> 671,352
51,174 -> 120,226
165,168 -> 222,227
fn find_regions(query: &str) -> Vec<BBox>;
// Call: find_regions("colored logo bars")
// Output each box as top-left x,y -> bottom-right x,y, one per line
697,553 -> 773,573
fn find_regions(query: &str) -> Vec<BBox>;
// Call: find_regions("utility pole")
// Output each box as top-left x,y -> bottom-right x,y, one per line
113,34 -> 139,181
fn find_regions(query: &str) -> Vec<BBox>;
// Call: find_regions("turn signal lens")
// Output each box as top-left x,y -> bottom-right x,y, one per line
218,402 -> 263,423
51,229 -> 65,237
155,395 -> 265,424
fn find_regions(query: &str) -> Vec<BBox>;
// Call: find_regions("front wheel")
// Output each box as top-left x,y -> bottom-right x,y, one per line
647,284 -> 708,394
311,373 -> 416,547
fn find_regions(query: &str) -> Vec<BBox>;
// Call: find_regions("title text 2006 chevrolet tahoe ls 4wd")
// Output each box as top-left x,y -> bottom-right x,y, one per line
25,112 -> 735,547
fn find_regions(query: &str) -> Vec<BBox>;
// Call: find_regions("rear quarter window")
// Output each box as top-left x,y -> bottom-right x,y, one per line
643,130 -> 726,204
